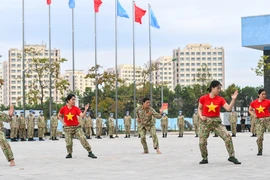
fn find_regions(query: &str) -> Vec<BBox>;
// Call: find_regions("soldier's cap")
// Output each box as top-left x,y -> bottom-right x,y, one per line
39,110 -> 43,113
179,110 -> 182,113
110,113 -> 113,116
14,112 -> 17,114
29,109 -> 33,112
194,108 -> 198,111
32,111 -> 35,114
52,110 -> 56,113
20,111 -> 24,113
86,112 -> 89,115
163,112 -> 166,115
98,112 -> 101,115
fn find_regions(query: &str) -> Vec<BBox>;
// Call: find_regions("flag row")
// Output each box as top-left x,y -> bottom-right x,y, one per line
46,0 -> 160,29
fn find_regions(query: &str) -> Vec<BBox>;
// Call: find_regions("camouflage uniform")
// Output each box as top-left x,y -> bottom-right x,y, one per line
229,112 -> 238,136
10,115 -> 18,140
250,114 -> 256,136
96,117 -> 103,138
161,115 -> 168,137
50,115 -> 58,139
199,117 -> 235,160
84,116 -> 93,138
38,115 -> 46,139
18,114 -> 26,140
177,115 -> 185,137
27,114 -> 35,139
192,113 -> 200,137
124,115 -> 132,137
136,105 -> 162,153
256,117 -> 270,152
0,112 -> 14,162
108,117 -> 115,137
64,125 -> 92,154
78,117 -> 85,132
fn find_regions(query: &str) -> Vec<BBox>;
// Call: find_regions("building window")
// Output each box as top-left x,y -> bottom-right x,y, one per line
202,52 -> 206,55
196,63 -> 200,66
218,52 -> 222,55
186,52 -> 189,55
11,59 -> 16,62
17,70 -> 21,73
191,63 -> 195,66
213,74 -> 217,77
213,68 -> 217,71
207,63 -> 211,66
186,68 -> 190,72
180,58 -> 184,61
11,70 -> 16,73
17,59 -> 21,62
207,57 -> 211,61
191,58 -> 195,61
186,63 -> 190,66
191,52 -> 195,55
191,74 -> 195,77
186,58 -> 190,61
12,81 -> 16,84
213,63 -> 217,66
11,53 -> 16,57
180,63 -> 184,66
12,97 -> 16,100
12,86 -> 16,89
196,52 -> 200,55
181,79 -> 185,82
218,68 -> 222,72
186,79 -> 190,82
218,57 -> 222,61
218,74 -> 222,77
12,92 -> 16,95
180,74 -> 184,77
207,52 -> 211,55
186,74 -> 190,77
180,68 -> 184,71
191,68 -> 195,72
180,52 -> 184,55
218,63 -> 222,66
202,58 -> 206,61
213,52 -> 217,55
196,58 -> 200,61
213,57 -> 217,61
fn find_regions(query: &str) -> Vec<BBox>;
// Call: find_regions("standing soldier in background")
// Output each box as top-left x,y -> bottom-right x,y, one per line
38,111 -> 46,141
108,113 -> 115,139
229,107 -> 238,137
10,112 -> 18,142
177,111 -> 185,138
50,110 -> 59,140
84,112 -> 93,139
96,112 -> 102,139
192,109 -> 200,137
0,105 -> 16,166
27,110 -> 36,141
250,114 -> 256,137
18,111 -> 26,141
124,111 -> 132,138
161,113 -> 168,138
136,98 -> 163,154
78,116 -> 85,133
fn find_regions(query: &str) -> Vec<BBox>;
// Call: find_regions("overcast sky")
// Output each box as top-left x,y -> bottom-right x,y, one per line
0,0 -> 268,88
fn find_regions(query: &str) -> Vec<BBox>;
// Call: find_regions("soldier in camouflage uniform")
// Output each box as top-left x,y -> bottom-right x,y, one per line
38,111 -> 46,141
50,110 -> 59,140
136,98 -> 163,154
229,107 -> 238,137
84,112 -> 93,139
108,113 -> 115,139
96,112 -> 103,139
198,80 -> 241,164
58,94 -> 97,159
177,111 -> 185,138
10,112 -> 18,142
249,88 -> 270,156
0,105 -> 16,166
192,108 -> 199,137
149,116 -> 156,138
124,111 -> 132,138
27,110 -> 36,141
161,113 -> 168,138
250,114 -> 256,137
18,111 -> 26,141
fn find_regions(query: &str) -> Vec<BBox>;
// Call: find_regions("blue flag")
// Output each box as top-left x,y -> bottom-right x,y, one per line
150,8 -> 160,29
117,0 -> 129,18
68,0 -> 75,9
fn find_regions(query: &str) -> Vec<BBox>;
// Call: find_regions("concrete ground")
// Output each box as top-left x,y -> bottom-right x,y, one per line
1,132 -> 270,180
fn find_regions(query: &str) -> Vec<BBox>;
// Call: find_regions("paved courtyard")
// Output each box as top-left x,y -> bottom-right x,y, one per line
1,132 -> 270,180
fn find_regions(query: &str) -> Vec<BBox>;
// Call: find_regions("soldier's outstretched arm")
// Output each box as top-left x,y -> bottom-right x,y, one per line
152,108 -> 162,119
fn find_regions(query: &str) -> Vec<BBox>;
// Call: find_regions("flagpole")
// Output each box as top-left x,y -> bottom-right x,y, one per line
94,11 -> 98,118
115,0 -> 119,138
132,0 -> 136,136
49,3 -> 52,122
148,4 -> 153,107
22,0 -> 26,116
72,9 -> 75,93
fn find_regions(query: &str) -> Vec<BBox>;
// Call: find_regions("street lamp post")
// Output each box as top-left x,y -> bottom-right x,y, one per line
161,58 -> 177,105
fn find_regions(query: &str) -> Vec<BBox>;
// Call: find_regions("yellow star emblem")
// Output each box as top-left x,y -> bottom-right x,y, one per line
256,105 -> 265,113
206,102 -> 218,112
65,112 -> 74,121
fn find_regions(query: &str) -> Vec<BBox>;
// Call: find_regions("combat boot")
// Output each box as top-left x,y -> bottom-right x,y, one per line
165,133 -> 167,138
199,159 -> 208,164
110,135 -> 115,139
66,153 -> 72,158
54,137 -> 59,141
124,135 -> 128,138
162,134 -> 165,138
88,152 -> 97,158
257,149 -> 263,156
178,134 -> 181,138
128,135 -> 130,138
228,157 -> 241,164
13,138 -> 18,142
149,136 -> 152,138
97,136 -> 102,139
195,134 -> 198,138
39,137 -> 44,141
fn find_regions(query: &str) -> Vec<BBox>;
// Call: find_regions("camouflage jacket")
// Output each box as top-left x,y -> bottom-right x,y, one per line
136,105 -> 162,127
27,114 -> 35,128
108,117 -> 115,127
192,113 -> 199,125
50,115 -> 58,128
229,112 -> 238,124
177,115 -> 185,125
38,115 -> 46,128
10,116 -> 18,128
124,116 -> 132,126
161,116 -> 168,126
96,117 -> 103,127
84,116 -> 93,127
18,116 -> 26,128
0,111 -> 12,130
78,117 -> 85,127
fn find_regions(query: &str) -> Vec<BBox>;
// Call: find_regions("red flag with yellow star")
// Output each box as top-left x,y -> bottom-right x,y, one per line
134,3 -> 146,24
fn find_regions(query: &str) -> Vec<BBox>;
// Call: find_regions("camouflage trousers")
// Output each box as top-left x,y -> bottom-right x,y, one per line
138,125 -> 159,153
178,124 -> 184,135
27,127 -> 34,138
251,119 -> 256,135
51,127 -> 57,138
0,131 -> 14,162
10,127 -> 18,138
256,117 -> 270,151
109,126 -> 115,136
85,127 -> 92,137
194,124 -> 199,136
161,125 -> 168,134
96,126 -> 102,136
230,123 -> 237,135
199,117 -> 235,160
19,127 -> 26,139
125,125 -> 131,136
38,127 -> 45,138
64,126 -> 92,154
